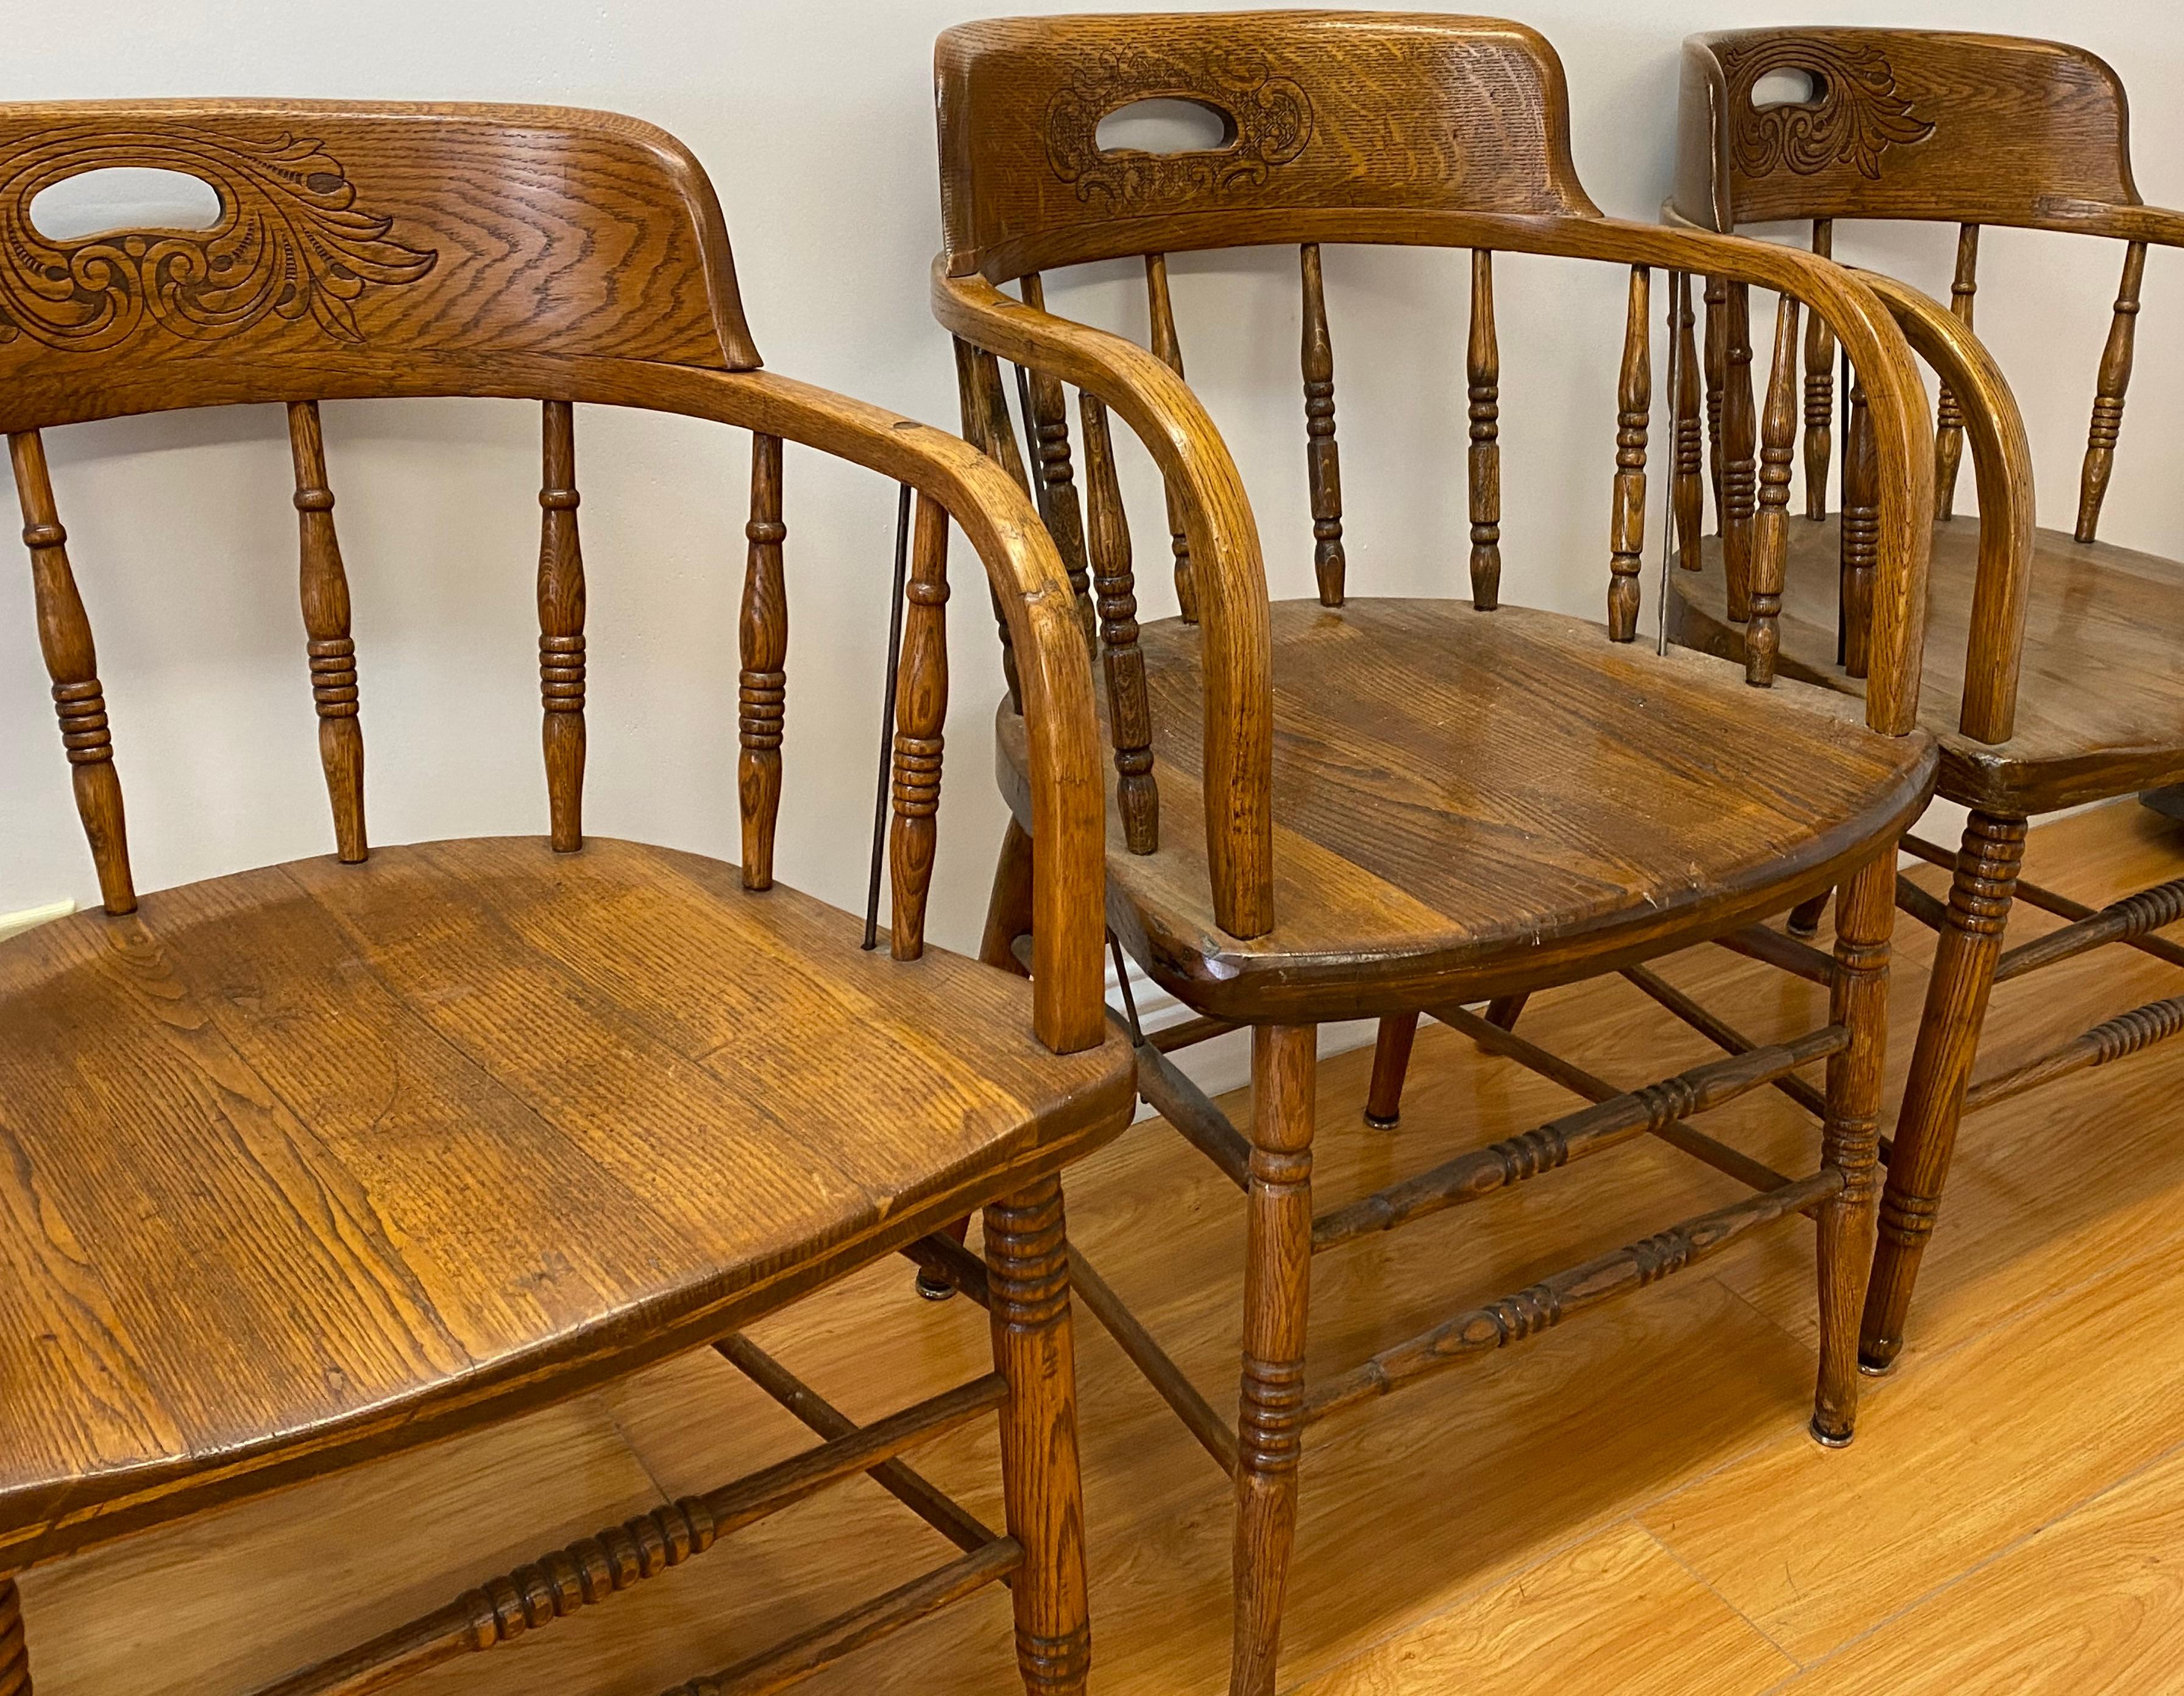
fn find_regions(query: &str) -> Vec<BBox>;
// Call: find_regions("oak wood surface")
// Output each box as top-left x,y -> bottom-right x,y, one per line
998,599 -> 1934,1023
0,836 -> 1132,1572
1668,28 -> 2184,1372
935,19 -> 1940,1691
935,14 -> 1945,947
18,800 -> 2183,1696
1673,517 -> 2184,814
0,96 -> 1135,1696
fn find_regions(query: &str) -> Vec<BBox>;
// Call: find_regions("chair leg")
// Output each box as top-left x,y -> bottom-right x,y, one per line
1483,993 -> 1528,1031
1814,855 -> 1893,1446
981,816 -> 1036,977
920,821 -> 1039,1301
1232,1024 -> 1316,1696
987,1176 -> 1091,1696
1787,890 -> 1831,938
1860,810 -> 2025,1374
0,1577 -> 30,1695
1363,1013 -> 1416,1126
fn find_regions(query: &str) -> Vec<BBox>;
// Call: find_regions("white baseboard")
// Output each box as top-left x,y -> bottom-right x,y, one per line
0,900 -> 74,943
1110,958 -> 1380,1112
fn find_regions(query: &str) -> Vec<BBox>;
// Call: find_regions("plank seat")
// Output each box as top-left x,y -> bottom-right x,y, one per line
1001,599 -> 1935,1023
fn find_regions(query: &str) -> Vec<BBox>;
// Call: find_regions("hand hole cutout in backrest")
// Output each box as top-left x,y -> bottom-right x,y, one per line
29,168 -> 224,241
1096,98 -> 1236,155
1750,68 -> 1824,110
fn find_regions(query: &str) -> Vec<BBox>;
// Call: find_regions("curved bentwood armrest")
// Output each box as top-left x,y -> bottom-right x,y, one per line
1852,273 -> 2036,747
494,358 -> 1105,1058
684,365 -> 1108,1055
937,213 -> 1937,942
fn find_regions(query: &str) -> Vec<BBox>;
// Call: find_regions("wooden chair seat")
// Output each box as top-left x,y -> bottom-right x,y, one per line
1673,520 -> 2184,814
0,835 -> 1133,1574
998,599 -> 1935,1024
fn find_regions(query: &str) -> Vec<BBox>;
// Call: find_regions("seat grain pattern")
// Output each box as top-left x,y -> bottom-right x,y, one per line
1672,519 -> 2184,812
1001,599 -> 1935,1022
0,836 -> 1133,1570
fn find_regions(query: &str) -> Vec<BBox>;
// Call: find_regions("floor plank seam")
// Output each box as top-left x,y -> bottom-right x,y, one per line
1643,1521 -> 1806,1671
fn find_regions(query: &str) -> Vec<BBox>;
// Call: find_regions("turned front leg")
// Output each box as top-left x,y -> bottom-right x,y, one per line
1814,855 -> 1893,1446
1861,811 -> 2026,1373
987,1176 -> 1091,1696
1232,1024 -> 1316,1696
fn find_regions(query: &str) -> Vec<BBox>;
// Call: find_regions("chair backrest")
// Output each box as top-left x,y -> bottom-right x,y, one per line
4,99 -> 1110,1054
935,10 -> 1937,943
1672,28 -> 2164,545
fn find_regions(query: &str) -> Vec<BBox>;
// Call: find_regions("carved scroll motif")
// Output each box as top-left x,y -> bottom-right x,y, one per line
0,127 -> 436,350
1045,49 -> 1313,209
1720,42 -> 1935,180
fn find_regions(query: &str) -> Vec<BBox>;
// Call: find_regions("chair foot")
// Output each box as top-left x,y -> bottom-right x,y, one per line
1787,890 -> 1831,939
918,1215 -> 974,1301
1363,1013 -> 1416,1128
1859,1338 -> 1902,1377
1809,1416 -> 1855,1450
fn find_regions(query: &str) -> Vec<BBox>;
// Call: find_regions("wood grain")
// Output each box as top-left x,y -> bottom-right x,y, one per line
998,600 -> 1934,1023
285,400 -> 366,864
1292,1521 -> 1792,1696
18,798 -> 2184,1696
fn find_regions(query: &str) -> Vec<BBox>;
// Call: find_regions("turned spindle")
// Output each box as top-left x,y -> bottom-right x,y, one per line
537,400 -> 586,853
888,493 -> 950,960
1703,275 -> 1727,520
1608,266 -> 1651,641
1803,221 -> 1836,521
10,429 -> 134,913
1934,224 -> 1980,520
2077,239 -> 2147,543
1749,294 -> 1800,686
1670,272 -> 1704,571
1145,253 -> 1198,624
1079,391 -> 1159,855
951,337 -> 1024,713
287,400 -> 367,864
739,432 -> 788,889
1018,274 -> 1095,650
1720,283 -> 1757,621
1299,242 -> 1346,606
1468,249 -> 1502,609
1840,376 -> 1878,679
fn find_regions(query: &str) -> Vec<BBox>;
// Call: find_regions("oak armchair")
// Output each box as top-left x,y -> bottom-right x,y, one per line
0,99 -> 1132,1696
932,14 -> 1941,1692
1667,28 -> 2184,1374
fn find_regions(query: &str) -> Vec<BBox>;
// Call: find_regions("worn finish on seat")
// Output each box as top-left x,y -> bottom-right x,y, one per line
1000,600 -> 1934,1022
1669,27 -> 2184,1381
1675,520 -> 2184,815
0,97 -> 1126,1696
0,836 -> 1131,1574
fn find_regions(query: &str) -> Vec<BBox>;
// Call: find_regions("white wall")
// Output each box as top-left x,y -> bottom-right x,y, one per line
5,2 -> 2182,961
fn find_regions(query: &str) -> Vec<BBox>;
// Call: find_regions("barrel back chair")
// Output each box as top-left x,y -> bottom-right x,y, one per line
933,14 -> 1941,1692
0,99 -> 1135,1696
1667,28 -> 2184,1376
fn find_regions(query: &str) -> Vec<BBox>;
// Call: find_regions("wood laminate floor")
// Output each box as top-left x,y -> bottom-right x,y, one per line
21,799 -> 2184,1695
